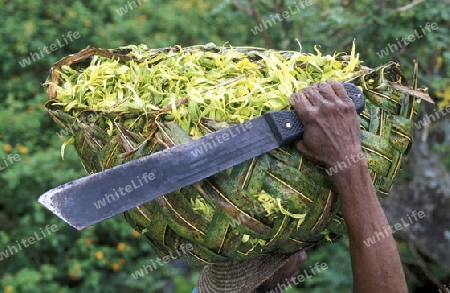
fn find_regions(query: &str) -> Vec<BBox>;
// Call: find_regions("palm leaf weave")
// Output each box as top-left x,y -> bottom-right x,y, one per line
44,44 -> 424,265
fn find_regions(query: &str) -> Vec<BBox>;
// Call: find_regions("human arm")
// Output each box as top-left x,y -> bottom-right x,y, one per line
290,80 -> 407,292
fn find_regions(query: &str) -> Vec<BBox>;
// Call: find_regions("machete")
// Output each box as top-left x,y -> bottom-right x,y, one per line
39,83 -> 364,230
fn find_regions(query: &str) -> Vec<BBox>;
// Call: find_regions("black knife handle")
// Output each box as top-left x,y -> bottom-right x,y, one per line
264,83 -> 365,145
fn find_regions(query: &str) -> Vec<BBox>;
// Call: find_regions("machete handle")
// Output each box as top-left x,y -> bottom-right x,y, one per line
264,82 -> 365,145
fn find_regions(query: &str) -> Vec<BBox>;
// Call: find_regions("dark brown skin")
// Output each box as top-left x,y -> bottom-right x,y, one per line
256,80 -> 407,293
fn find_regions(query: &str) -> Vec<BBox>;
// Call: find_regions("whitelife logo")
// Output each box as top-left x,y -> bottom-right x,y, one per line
93,172 -> 156,209
250,0 -> 313,35
363,211 -> 425,247
325,152 -> 365,176
56,113 -> 98,138
267,261 -> 328,293
0,225 -> 58,261
414,105 -> 450,129
131,243 -> 193,280
18,31 -> 81,68
190,121 -> 253,157
0,154 -> 21,171
376,22 -> 438,58
116,0 -> 148,16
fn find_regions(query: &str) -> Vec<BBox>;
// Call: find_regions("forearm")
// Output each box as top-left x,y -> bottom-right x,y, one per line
332,159 -> 407,293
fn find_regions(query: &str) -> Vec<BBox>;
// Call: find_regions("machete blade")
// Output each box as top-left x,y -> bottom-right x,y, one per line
39,116 -> 281,230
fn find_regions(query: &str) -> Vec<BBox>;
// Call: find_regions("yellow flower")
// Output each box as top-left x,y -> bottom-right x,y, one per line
132,230 -> 140,238
94,251 -> 103,260
117,243 -> 126,251
3,144 -> 12,153
15,143 -> 28,154
436,85 -> 450,108
68,271 -> 77,280
18,146 -> 28,154
112,263 -> 120,272
4,285 -> 13,293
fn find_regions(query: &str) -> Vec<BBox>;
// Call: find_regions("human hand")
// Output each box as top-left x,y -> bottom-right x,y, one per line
289,80 -> 362,168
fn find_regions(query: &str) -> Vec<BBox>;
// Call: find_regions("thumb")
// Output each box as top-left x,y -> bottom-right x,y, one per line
295,141 -> 322,165
295,141 -> 310,156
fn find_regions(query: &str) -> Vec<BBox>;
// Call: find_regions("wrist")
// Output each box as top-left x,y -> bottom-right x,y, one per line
329,158 -> 369,189
324,149 -> 367,174
323,146 -> 365,168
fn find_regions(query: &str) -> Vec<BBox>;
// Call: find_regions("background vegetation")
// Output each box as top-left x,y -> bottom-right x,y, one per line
1,0 -> 449,292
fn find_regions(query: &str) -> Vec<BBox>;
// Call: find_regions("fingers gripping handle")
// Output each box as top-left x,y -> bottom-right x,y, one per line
264,111 -> 306,145
343,82 -> 365,113
264,83 -> 365,145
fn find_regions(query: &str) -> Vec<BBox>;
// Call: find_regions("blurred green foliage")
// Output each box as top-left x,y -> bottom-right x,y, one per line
1,0 -> 449,292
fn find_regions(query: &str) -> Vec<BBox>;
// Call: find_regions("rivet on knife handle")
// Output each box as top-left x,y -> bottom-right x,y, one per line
264,83 -> 365,145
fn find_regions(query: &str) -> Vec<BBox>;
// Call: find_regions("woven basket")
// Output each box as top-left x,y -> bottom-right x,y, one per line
45,44 -> 423,265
